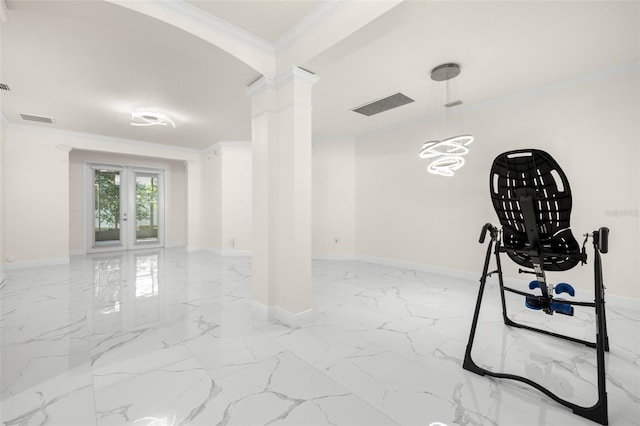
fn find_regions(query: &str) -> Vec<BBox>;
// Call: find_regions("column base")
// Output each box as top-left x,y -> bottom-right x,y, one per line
251,300 -> 314,327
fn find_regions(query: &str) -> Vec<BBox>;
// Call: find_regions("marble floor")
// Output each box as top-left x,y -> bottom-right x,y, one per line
1,249 -> 639,426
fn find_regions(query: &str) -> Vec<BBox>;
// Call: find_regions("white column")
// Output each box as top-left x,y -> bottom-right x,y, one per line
247,67 -> 319,326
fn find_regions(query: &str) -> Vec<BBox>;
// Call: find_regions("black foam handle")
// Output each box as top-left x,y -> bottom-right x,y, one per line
479,223 -> 492,243
598,227 -> 609,254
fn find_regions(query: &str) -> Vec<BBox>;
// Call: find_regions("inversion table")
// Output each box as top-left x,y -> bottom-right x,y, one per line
463,149 -> 610,425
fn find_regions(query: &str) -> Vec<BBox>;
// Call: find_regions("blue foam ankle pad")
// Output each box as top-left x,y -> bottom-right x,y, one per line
525,296 -> 542,310
529,280 -> 541,290
550,300 -> 574,316
555,283 -> 575,297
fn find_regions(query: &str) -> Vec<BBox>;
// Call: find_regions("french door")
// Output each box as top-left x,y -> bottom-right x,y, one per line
87,164 -> 164,253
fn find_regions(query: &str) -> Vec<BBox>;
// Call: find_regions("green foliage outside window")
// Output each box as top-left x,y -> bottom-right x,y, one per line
95,172 -> 157,231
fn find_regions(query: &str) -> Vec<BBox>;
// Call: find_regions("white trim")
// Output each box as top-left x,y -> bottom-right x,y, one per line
2,257 -> 70,270
85,163 -> 165,253
313,254 -> 356,261
312,134 -> 356,144
197,248 -> 251,257
219,249 -> 251,257
1,112 -> 9,125
501,276 -> 640,312
247,66 -> 321,98
274,0 -> 345,53
164,241 -> 186,248
204,141 -> 252,152
187,246 -> 207,252
357,60 -> 640,139
606,295 -> 640,312
4,120 -> 202,154
251,300 -> 314,327
354,255 -> 639,311
160,0 -> 274,54
275,66 -> 320,88
355,254 -> 479,281
69,249 -> 85,256
246,76 -> 276,98
0,0 -> 8,23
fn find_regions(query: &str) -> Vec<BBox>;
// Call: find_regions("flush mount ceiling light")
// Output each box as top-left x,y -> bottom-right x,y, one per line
131,111 -> 175,128
419,63 -> 474,177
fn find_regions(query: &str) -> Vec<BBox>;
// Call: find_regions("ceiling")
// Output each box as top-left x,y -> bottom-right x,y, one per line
1,0 -> 639,150
308,0 -> 640,137
184,0 -> 322,43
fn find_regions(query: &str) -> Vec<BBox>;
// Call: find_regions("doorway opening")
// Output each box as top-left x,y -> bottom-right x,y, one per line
87,163 -> 164,253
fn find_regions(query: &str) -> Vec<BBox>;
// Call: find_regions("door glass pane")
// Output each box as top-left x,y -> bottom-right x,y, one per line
136,174 -> 159,242
135,254 -> 159,298
94,170 -> 121,243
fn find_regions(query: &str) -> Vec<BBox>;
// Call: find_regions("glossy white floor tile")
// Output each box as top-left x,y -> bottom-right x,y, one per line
1,248 -> 639,425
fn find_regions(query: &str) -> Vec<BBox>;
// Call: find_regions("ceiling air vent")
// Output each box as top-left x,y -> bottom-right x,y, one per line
352,92 -> 414,116
0,83 -> 10,91
445,100 -> 463,108
19,113 -> 55,124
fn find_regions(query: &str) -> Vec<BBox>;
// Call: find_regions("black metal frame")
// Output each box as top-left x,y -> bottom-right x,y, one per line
463,224 -> 610,425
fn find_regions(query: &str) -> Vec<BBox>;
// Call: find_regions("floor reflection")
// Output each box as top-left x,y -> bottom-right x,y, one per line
90,251 -> 164,330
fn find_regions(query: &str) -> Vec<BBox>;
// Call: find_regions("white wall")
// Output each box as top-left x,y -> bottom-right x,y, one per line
0,115 -> 6,269
2,125 -> 203,265
198,139 -> 355,259
68,150 -> 187,254
0,17 -> 5,272
356,68 -> 640,299
221,144 -> 252,253
201,148 -> 222,252
312,136 -> 356,258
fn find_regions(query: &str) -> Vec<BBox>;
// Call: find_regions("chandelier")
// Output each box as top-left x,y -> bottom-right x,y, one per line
419,63 -> 473,177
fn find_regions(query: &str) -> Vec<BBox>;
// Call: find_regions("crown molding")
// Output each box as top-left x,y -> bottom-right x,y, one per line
204,141 -> 251,152
106,0 -> 276,76
4,120 -> 203,156
274,0 -> 345,54
246,75 -> 276,98
246,67 -> 319,102
162,0 -> 274,54
355,60 -> 640,139
275,66 -> 320,88
0,0 -> 8,23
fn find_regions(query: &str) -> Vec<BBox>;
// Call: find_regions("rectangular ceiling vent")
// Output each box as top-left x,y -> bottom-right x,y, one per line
352,92 -> 414,116
19,113 -> 55,124
445,100 -> 463,108
0,83 -> 10,91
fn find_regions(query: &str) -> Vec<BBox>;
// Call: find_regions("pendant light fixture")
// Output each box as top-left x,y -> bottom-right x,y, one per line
419,63 -> 473,177
131,111 -> 176,128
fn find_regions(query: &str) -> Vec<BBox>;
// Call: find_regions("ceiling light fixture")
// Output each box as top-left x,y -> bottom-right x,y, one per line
131,111 -> 175,128
419,63 -> 474,177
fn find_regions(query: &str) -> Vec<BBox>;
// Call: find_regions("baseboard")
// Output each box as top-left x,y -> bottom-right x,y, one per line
197,248 -> 252,257
187,246 -> 206,252
219,249 -> 251,257
354,254 -> 639,311
313,254 -> 356,261
354,254 -> 479,281
164,242 -> 186,248
251,300 -> 313,327
1,257 -> 70,270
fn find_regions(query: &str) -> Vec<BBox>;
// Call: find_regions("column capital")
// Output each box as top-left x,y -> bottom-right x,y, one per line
246,66 -> 319,98
246,75 -> 276,98
55,145 -> 73,153
274,66 -> 319,88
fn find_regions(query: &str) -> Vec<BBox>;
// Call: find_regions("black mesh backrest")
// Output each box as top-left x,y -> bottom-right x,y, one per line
490,149 -> 580,271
